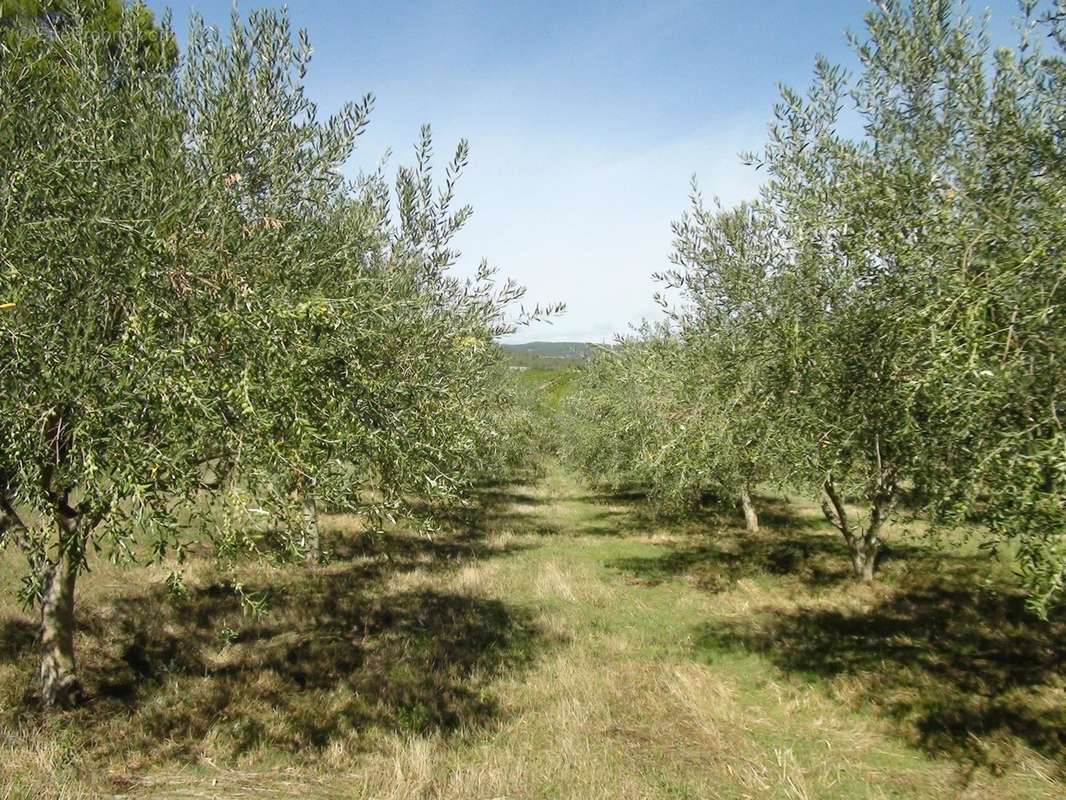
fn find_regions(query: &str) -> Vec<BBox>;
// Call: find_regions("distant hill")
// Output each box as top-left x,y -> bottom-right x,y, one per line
500,341 -> 596,373
501,341 -> 594,360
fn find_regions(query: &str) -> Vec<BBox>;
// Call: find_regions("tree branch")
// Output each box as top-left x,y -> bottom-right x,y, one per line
0,492 -> 32,551
821,475 -> 853,543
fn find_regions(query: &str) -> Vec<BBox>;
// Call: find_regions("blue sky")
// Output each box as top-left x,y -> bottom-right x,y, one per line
148,1 -> 1024,343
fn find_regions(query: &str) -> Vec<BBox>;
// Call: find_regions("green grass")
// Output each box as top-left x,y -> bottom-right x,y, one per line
1,461 -> 1063,798
512,364 -> 578,411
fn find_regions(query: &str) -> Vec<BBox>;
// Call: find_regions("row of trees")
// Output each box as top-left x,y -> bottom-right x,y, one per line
0,2 -> 551,706
566,0 -> 1066,610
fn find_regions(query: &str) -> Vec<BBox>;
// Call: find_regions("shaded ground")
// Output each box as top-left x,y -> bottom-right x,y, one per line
606,491 -> 1066,780
0,517 -> 543,783
0,463 -> 1062,799
698,581 -> 1066,775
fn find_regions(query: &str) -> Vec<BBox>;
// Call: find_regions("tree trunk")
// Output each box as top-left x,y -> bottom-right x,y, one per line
302,491 -> 320,564
822,477 -> 889,583
849,536 -> 879,582
740,485 -> 759,533
852,491 -> 889,583
39,518 -> 83,707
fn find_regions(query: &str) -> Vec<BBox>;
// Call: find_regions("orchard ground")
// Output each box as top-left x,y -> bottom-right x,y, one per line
1,458 -> 1063,799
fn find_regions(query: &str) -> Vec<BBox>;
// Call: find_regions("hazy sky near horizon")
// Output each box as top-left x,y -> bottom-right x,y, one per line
148,0 -> 1023,343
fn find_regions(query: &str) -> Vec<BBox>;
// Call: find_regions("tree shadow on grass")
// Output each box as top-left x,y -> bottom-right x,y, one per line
98,584 -> 541,758
695,577 -> 1066,776
750,496 -> 827,533
573,489 -> 826,542
571,488 -> 649,505
0,519 -> 549,767
606,528 -> 863,591
0,616 -> 36,663
477,488 -> 550,510
604,490 -> 962,593
569,508 -> 633,538
600,499 -> 1065,776
328,515 -> 529,564
468,480 -> 636,540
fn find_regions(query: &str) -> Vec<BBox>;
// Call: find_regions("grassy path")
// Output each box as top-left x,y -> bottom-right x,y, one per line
1,463 -> 1062,798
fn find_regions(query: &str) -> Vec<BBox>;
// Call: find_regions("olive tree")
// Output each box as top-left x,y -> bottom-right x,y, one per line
661,198 -> 790,532
744,52 -> 915,580
565,326 -> 768,525
868,0 -> 1066,607
0,3 -> 543,706
0,9 -> 240,706
564,332 -> 701,513
565,200 -> 787,533
742,0 -> 1065,588
569,0 -> 1064,595
0,0 -> 176,66
171,13 -> 554,565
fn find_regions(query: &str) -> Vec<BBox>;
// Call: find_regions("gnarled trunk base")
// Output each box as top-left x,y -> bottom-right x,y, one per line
849,538 -> 879,583
821,477 -> 890,584
39,546 -> 82,708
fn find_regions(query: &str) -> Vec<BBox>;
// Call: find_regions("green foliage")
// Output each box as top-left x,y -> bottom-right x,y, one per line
564,332 -> 707,514
748,0 -> 1066,603
564,0 -> 1066,610
565,201 -> 788,519
0,0 -> 177,68
0,3 -> 554,702
0,4 -> 228,579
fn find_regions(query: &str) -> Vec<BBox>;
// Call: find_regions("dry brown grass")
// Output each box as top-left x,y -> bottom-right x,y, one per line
1,463 -> 1063,799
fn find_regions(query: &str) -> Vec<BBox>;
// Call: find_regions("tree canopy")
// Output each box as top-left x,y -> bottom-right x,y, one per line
563,0 -> 1066,612
0,3 -> 550,706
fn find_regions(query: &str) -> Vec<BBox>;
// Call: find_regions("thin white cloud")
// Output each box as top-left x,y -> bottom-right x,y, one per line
449,119 -> 767,342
